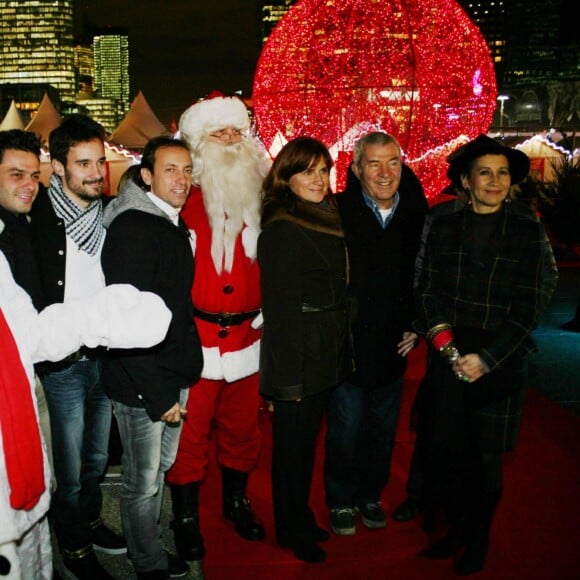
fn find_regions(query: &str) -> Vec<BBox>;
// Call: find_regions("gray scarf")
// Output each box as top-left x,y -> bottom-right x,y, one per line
47,174 -> 104,256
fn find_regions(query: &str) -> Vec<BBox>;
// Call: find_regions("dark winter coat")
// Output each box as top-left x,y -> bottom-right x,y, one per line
415,203 -> 558,451
336,172 -> 427,390
0,207 -> 44,310
100,181 -> 203,420
258,197 -> 352,401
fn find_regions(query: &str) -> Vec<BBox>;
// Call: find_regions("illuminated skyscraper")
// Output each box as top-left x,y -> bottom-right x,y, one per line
457,0 -> 566,87
93,29 -> 130,115
261,1 -> 296,44
0,0 -> 76,102
74,45 -> 95,95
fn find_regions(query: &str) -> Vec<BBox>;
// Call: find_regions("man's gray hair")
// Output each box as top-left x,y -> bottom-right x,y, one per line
353,132 -> 401,168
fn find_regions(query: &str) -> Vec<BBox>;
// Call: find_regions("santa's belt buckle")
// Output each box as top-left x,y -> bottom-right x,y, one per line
217,312 -> 243,327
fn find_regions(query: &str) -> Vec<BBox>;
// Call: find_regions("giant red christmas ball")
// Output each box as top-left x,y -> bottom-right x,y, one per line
253,0 -> 497,198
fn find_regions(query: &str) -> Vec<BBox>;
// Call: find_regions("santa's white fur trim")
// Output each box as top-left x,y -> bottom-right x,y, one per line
241,226 -> 259,261
179,96 -> 250,152
200,339 -> 260,383
188,229 -> 197,256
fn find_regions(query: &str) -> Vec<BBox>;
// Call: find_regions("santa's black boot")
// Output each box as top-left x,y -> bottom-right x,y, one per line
221,467 -> 265,541
170,482 -> 206,561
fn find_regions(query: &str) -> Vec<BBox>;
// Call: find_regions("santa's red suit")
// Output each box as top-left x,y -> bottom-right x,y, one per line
167,188 -> 262,483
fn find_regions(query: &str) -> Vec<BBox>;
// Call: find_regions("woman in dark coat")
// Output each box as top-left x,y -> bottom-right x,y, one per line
258,136 -> 351,563
414,135 -> 558,575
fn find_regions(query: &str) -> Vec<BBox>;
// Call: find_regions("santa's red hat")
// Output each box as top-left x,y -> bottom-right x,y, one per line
179,90 -> 250,151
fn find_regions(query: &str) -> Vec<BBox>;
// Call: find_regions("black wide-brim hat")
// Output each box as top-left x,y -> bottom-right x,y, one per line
446,134 -> 530,187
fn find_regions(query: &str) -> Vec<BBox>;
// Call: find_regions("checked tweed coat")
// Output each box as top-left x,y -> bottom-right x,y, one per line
415,202 -> 558,451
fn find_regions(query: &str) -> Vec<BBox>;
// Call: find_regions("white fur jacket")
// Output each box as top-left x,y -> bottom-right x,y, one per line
0,253 -> 171,560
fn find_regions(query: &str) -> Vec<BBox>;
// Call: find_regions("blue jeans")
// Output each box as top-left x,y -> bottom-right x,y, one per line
113,389 -> 188,574
42,359 -> 111,553
324,378 -> 403,508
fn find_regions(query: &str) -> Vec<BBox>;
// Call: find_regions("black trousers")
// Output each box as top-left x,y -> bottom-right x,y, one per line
271,389 -> 331,546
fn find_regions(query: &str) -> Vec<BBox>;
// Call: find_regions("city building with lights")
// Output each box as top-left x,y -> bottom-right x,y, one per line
0,1 -> 130,133
0,0 -> 76,122
0,0 -> 76,103
93,29 -> 130,117
261,1 -> 295,44
74,45 -> 95,96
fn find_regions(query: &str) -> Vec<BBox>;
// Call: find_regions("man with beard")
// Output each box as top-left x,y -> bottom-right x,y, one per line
30,115 -> 125,579
165,92 -> 271,564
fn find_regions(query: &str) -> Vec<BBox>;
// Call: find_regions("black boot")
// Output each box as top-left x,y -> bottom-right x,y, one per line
221,467 -> 265,541
420,495 -> 468,559
169,482 -> 205,561
419,526 -> 467,559
455,490 -> 501,575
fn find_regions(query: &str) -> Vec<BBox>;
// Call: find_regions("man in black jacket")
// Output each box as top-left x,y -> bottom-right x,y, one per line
324,132 -> 427,535
101,136 -> 203,580
0,129 -> 56,501
30,115 -> 124,579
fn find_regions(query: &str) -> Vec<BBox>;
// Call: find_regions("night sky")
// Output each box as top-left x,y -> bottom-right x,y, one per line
74,1 -> 263,126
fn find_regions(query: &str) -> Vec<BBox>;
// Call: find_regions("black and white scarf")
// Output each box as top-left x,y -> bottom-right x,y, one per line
47,174 -> 105,256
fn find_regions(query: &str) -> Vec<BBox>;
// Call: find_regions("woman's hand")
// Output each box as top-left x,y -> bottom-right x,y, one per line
453,353 -> 485,383
397,332 -> 418,357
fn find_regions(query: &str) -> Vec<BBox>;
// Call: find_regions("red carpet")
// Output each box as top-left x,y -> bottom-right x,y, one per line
196,342 -> 580,579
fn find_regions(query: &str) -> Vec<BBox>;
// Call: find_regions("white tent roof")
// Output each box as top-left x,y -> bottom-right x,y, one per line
25,93 -> 62,145
0,100 -> 26,131
109,91 -> 168,149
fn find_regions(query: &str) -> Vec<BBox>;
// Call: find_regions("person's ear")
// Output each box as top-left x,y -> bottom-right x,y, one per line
352,163 -> 361,179
460,176 -> 470,192
51,158 -> 65,177
141,167 -> 152,186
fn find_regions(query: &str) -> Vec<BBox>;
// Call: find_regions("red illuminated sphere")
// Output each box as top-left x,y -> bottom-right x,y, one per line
253,0 -> 497,197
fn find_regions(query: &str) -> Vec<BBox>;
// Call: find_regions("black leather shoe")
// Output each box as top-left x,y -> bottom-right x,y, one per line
455,535 -> 489,575
166,552 -> 189,578
224,496 -> 265,541
419,533 -> 467,559
136,571 -> 169,580
313,526 -> 330,543
62,551 -> 114,579
279,541 -> 327,563
92,523 -> 127,555
393,499 -> 419,522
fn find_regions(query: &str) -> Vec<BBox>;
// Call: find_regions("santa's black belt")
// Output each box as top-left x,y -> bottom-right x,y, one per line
193,308 -> 261,327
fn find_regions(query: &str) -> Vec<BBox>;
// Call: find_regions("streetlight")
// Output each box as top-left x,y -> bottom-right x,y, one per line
497,95 -> 509,137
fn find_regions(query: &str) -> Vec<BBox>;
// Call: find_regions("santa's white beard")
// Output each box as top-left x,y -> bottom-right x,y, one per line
196,138 -> 268,273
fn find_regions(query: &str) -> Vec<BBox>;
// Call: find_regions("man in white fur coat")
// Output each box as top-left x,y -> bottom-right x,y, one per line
0,253 -> 171,579
166,91 -> 271,562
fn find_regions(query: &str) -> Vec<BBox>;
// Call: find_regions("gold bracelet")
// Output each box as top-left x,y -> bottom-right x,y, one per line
426,323 -> 452,342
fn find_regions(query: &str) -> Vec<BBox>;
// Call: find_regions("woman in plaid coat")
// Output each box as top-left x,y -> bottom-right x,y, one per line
414,135 -> 558,575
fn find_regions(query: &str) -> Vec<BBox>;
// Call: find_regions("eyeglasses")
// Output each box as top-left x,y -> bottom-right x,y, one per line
209,128 -> 243,141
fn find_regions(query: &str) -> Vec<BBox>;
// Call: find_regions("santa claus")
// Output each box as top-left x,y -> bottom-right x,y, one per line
166,92 -> 271,562
0,253 -> 170,579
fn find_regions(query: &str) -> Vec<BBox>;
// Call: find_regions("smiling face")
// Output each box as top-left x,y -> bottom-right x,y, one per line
288,156 -> 330,203
141,145 -> 193,209
51,138 -> 107,208
353,142 -> 402,209
461,153 -> 512,214
0,149 -> 41,214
